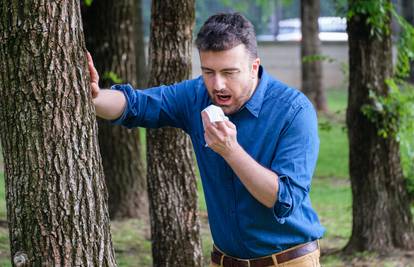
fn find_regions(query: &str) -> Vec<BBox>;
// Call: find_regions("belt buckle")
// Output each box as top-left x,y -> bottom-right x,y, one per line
235,258 -> 251,267
241,258 -> 251,267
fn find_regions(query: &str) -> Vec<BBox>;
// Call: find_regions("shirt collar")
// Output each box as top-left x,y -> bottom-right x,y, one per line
244,65 -> 269,118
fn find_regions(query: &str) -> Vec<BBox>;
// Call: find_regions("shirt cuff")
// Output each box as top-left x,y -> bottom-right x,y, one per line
110,84 -> 130,125
273,175 -> 293,224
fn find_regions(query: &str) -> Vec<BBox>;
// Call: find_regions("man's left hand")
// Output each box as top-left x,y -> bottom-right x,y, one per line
201,111 -> 240,157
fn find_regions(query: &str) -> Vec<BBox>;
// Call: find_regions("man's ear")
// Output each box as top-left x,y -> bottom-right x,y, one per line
251,58 -> 260,77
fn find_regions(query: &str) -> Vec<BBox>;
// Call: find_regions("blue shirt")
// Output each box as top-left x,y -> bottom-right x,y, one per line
112,67 -> 325,259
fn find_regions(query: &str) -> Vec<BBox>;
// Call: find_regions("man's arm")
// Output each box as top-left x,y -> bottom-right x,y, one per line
87,52 -> 126,120
201,112 -> 278,208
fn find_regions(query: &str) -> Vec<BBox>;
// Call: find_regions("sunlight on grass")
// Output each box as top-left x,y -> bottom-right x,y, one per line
316,122 -> 349,178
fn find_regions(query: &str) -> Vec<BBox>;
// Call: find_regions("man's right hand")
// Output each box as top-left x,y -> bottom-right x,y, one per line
87,51 -> 100,99
86,51 -> 127,120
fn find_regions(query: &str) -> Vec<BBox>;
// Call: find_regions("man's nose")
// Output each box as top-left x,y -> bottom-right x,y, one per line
212,74 -> 225,90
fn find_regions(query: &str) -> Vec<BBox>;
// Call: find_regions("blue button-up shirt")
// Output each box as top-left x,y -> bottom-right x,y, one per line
112,67 -> 325,259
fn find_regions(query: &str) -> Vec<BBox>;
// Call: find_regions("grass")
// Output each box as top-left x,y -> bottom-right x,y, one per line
311,177 -> 351,249
0,88 -> 413,266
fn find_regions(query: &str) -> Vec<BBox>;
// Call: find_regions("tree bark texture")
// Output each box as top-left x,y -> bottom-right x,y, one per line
345,1 -> 414,253
300,0 -> 327,112
0,1 -> 117,266
82,0 -> 148,219
147,0 -> 202,266
402,0 -> 414,83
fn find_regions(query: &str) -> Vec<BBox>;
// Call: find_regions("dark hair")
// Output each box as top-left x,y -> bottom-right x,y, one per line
195,13 -> 258,59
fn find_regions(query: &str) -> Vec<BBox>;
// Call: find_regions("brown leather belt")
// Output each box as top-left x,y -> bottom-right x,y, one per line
211,240 -> 319,267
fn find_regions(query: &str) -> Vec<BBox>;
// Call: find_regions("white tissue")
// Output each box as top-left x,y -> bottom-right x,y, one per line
202,105 -> 228,126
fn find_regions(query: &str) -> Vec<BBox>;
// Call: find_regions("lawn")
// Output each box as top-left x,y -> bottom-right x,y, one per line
0,88 -> 413,266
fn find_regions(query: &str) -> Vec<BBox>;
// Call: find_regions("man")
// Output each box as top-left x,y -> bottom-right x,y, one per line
89,13 -> 324,267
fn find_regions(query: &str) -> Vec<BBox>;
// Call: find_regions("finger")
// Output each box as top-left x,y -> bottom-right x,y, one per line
201,111 -> 211,129
224,120 -> 236,129
215,121 -> 228,133
87,53 -> 99,82
205,121 -> 221,139
87,51 -> 92,63
204,132 -> 212,146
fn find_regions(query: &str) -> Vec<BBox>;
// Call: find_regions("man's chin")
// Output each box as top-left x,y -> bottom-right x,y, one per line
210,100 -> 237,115
221,106 -> 238,115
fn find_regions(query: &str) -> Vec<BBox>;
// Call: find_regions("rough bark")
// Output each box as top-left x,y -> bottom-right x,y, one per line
147,0 -> 202,266
402,0 -> 414,83
345,1 -> 414,253
301,0 -> 327,112
82,0 -> 148,219
0,1 -> 117,266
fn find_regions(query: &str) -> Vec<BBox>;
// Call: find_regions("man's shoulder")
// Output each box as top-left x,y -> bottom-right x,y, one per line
265,77 -> 312,110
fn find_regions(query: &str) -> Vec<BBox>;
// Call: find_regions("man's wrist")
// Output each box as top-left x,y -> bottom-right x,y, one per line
221,142 -> 244,162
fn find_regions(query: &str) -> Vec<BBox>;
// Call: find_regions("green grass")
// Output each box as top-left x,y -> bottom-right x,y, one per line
326,88 -> 348,112
316,121 -> 349,178
111,219 -> 152,267
0,173 -> 6,220
315,89 -> 349,179
311,177 -> 352,248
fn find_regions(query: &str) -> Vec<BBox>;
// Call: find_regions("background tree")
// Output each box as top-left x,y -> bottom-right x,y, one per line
401,0 -> 414,83
135,0 -> 148,89
0,1 -> 117,265
146,0 -> 202,266
301,0 -> 327,112
345,0 -> 414,253
82,0 -> 148,219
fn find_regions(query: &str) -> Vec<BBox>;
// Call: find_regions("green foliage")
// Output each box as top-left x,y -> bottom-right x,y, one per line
84,0 -> 93,7
102,71 -> 123,84
302,54 -> 336,64
347,0 -> 392,37
391,8 -> 414,80
218,0 -> 274,33
361,81 -> 403,139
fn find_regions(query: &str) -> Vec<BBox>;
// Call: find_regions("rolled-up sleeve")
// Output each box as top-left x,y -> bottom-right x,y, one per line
110,80 -> 195,131
271,102 -> 319,223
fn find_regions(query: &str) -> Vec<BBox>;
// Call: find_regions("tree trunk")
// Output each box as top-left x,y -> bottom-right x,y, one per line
0,1 -> 117,266
402,0 -> 414,83
345,0 -> 414,253
147,0 -> 202,266
136,0 -> 148,89
301,0 -> 327,112
82,0 -> 148,219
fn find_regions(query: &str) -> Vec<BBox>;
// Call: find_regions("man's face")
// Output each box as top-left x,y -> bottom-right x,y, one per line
199,44 -> 260,115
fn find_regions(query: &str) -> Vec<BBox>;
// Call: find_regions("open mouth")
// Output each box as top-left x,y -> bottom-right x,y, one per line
216,94 -> 232,105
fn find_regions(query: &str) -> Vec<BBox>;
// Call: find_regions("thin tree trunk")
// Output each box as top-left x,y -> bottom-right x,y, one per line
301,0 -> 327,112
0,1 -> 117,266
82,0 -> 148,219
147,0 -> 202,266
345,0 -> 414,253
136,0 -> 148,89
402,0 -> 414,83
